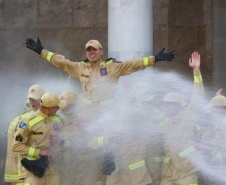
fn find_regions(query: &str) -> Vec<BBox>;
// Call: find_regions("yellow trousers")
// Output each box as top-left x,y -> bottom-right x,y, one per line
24,174 -> 61,185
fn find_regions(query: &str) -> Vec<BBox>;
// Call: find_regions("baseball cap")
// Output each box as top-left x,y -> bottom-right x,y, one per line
209,95 -> 226,107
27,84 -> 45,100
85,40 -> 102,50
40,93 -> 66,108
162,91 -> 187,106
135,90 -> 155,102
59,90 -> 77,109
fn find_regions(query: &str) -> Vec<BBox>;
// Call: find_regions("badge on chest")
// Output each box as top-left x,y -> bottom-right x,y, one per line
100,68 -> 107,76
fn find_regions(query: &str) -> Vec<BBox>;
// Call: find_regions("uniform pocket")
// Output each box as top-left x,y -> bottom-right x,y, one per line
30,134 -> 45,147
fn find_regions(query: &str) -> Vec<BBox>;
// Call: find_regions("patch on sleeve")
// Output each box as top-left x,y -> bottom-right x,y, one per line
15,134 -> 23,142
53,123 -> 59,131
19,122 -> 27,129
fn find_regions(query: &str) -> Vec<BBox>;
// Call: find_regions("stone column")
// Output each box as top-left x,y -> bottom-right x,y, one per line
108,0 -> 153,61
213,0 -> 226,90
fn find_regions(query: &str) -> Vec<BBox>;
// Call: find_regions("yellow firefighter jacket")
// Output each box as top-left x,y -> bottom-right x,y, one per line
4,110 -> 34,183
161,70 -> 204,180
12,109 -> 54,178
60,121 -> 105,185
41,50 -> 155,103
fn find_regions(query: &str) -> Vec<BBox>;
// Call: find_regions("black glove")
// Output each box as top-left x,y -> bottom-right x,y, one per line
26,37 -> 44,55
106,58 -> 123,63
102,150 -> 115,175
83,58 -> 89,63
21,155 -> 49,178
154,48 -> 175,62
106,58 -> 116,62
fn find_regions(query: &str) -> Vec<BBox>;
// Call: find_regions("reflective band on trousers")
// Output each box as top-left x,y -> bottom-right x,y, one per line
113,168 -> 119,173
96,181 -> 104,185
216,152 -> 223,161
143,57 -> 149,67
63,152 -> 70,160
49,115 -> 61,122
29,116 -> 44,127
98,136 -> 104,147
163,157 -> 170,164
82,97 -> 114,106
179,146 -> 195,158
46,52 -> 54,62
128,160 -> 145,170
100,99 -> 114,106
4,173 -> 20,180
194,75 -> 202,83
82,97 -> 92,105
154,156 -> 164,162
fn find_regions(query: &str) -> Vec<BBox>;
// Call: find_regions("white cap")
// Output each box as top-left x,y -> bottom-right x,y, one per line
162,91 -> 187,106
41,93 -> 66,108
59,90 -> 77,109
210,95 -> 226,107
135,90 -> 155,102
27,84 -> 44,100
85,40 -> 102,50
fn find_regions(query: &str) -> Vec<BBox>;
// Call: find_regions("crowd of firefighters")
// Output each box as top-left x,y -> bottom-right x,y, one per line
2,38 -> 226,185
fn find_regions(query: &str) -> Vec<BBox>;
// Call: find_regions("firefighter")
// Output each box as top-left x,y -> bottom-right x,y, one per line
12,93 -> 64,185
135,90 -> 165,185
48,105 -> 65,185
198,94 -> 226,185
57,90 -> 79,185
25,38 -> 175,107
57,90 -> 105,185
58,90 -> 78,126
160,51 -> 204,185
4,84 -> 44,185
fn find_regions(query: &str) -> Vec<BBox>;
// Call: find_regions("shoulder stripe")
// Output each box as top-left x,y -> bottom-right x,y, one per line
81,61 -> 88,65
49,115 -> 61,122
21,111 -> 34,119
29,116 -> 44,127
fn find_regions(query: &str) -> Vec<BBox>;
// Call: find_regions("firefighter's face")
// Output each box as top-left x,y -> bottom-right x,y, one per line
86,47 -> 103,63
48,106 -> 59,116
29,98 -> 40,111
61,103 -> 74,115
212,106 -> 226,115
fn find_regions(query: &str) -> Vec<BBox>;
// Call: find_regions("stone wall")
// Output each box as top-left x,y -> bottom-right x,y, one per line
0,0 -> 108,79
153,0 -> 213,81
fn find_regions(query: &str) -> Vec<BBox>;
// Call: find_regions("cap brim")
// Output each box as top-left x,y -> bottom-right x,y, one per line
27,94 -> 40,100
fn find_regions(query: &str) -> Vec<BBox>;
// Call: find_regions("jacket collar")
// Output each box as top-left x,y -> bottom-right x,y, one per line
36,109 -> 48,118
